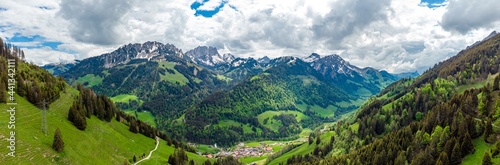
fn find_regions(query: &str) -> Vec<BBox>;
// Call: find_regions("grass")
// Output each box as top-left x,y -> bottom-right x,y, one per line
462,136 -> 500,165
457,73 -> 498,94
267,131 -> 335,165
214,120 -> 257,134
76,74 -> 103,87
240,155 -> 268,164
296,103 -> 337,118
123,110 -> 156,128
0,88 -> 203,164
158,61 -> 189,86
110,94 -> 140,103
140,139 -> 212,165
257,111 -> 309,132
196,144 -> 220,154
216,74 -> 232,82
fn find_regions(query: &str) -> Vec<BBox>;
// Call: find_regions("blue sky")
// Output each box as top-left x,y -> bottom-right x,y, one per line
420,0 -> 446,8
190,0 -> 228,18
5,33 -> 76,54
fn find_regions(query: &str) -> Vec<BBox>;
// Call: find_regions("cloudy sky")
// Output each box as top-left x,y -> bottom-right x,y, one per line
0,0 -> 499,73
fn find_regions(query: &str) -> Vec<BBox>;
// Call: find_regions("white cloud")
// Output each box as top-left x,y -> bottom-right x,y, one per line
0,0 -> 498,73
197,0 -> 224,11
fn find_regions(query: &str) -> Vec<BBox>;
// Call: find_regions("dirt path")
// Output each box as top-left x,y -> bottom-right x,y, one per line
134,136 -> 160,165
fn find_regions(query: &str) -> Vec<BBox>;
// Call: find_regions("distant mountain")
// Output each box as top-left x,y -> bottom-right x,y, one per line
394,71 -> 420,79
41,61 -> 77,75
56,41 -> 406,146
184,46 -> 235,69
60,42 -> 230,134
307,53 -> 399,96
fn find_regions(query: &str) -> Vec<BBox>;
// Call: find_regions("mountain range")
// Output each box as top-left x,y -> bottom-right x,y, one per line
53,41 -> 413,145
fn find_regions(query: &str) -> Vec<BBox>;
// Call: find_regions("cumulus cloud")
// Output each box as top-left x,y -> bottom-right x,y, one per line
312,0 -> 391,49
58,0 -> 133,45
1,0 -> 499,73
441,0 -> 500,34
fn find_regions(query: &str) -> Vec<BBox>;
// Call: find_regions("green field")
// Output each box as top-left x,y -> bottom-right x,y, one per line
111,94 -> 140,103
257,111 -> 309,132
462,136 -> 500,165
196,144 -> 220,154
267,131 -> 335,165
139,139 -> 212,165
158,61 -> 189,85
123,110 -> 156,128
215,120 -> 258,134
0,88 -> 203,164
296,104 -> 337,118
240,155 -> 268,164
76,74 -> 104,87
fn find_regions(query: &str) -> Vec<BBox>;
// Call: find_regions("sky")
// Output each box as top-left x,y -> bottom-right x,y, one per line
0,0 -> 499,73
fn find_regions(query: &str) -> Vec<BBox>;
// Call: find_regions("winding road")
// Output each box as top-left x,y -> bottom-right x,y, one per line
134,136 -> 160,165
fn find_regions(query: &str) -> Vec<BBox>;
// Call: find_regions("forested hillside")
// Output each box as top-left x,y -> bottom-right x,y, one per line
0,39 -> 215,164
279,30 -> 500,165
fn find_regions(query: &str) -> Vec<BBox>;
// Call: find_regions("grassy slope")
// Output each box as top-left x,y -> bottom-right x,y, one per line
111,94 -> 140,103
462,136 -> 500,165
0,88 -> 205,164
76,74 -> 103,87
296,103 -> 337,118
158,61 -> 189,85
139,139 -> 211,165
123,110 -> 156,128
215,120 -> 257,134
267,131 -> 335,165
257,111 -> 309,132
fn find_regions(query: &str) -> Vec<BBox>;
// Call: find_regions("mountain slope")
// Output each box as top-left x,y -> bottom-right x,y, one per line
280,31 -> 500,165
0,44 -> 209,164
175,57 -> 357,146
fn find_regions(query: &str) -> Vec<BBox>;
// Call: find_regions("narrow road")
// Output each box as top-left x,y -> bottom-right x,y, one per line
134,136 -> 160,165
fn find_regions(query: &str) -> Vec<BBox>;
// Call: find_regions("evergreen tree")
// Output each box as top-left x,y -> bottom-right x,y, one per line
450,143 -> 462,165
482,152 -> 492,165
394,151 -> 407,165
133,155 -> 137,162
461,132 -> 474,156
308,134 -> 314,145
0,81 -> 6,103
485,120 -> 493,143
436,152 -> 449,165
316,136 -> 321,145
52,128 -> 64,152
494,75 -> 499,90
189,160 -> 195,165
204,159 -> 212,165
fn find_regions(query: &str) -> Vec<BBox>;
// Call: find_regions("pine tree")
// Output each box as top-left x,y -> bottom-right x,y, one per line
494,75 -> 500,90
0,81 -> 6,103
394,151 -> 407,165
461,132 -> 474,156
316,136 -> 321,145
436,152 -> 449,165
52,128 -> 64,152
204,159 -> 212,165
308,134 -> 314,145
450,143 -> 462,165
482,152 -> 492,165
485,120 -> 493,143
133,155 -> 137,162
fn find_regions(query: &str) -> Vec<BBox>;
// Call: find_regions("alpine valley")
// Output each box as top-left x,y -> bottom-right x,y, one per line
57,41 -> 404,146
3,31 -> 500,165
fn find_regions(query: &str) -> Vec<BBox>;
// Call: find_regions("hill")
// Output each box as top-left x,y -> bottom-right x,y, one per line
275,31 -> 500,164
0,41 -> 211,164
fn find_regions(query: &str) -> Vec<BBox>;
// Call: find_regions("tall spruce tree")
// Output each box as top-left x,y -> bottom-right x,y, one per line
52,128 -> 64,152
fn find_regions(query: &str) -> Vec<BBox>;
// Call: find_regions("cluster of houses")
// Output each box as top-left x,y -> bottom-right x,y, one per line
203,142 -> 274,159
